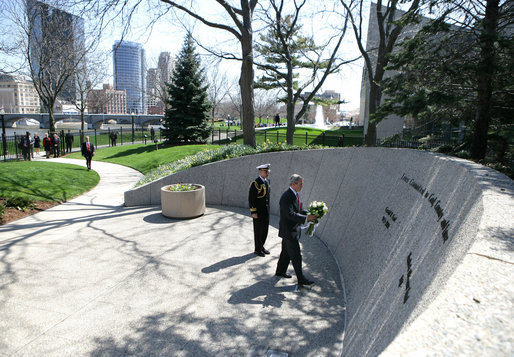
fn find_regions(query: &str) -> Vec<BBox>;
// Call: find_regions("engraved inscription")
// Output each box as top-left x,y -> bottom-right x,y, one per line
382,207 -> 398,229
398,252 -> 413,304
401,174 -> 451,243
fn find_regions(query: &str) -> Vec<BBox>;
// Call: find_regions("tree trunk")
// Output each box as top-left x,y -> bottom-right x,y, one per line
47,100 -> 56,133
365,81 -> 380,146
81,110 -> 85,143
286,64 -> 295,145
239,9 -> 256,148
470,0 -> 499,160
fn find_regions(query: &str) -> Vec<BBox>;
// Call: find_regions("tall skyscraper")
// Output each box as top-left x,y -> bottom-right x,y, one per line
113,41 -> 146,114
157,52 -> 174,85
26,0 -> 85,104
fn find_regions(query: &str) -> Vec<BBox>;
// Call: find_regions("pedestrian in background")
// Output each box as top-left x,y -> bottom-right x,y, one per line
81,136 -> 95,171
33,133 -> 41,156
42,133 -> 51,158
52,133 -> 60,158
65,130 -> 74,153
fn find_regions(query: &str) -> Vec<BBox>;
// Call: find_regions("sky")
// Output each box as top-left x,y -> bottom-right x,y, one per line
93,0 -> 369,112
1,0 -> 370,112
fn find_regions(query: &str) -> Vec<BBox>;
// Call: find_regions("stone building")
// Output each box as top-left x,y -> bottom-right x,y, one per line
88,84 -> 127,114
0,75 -> 40,114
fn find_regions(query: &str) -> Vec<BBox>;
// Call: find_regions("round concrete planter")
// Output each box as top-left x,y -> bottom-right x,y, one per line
161,184 -> 205,219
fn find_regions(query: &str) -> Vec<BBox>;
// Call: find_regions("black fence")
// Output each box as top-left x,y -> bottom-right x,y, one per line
376,138 -> 453,149
1,125 -> 460,162
1,126 -> 163,161
212,128 -> 364,147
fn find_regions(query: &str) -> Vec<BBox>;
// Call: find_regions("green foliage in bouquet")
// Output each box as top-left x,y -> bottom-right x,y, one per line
306,201 -> 328,236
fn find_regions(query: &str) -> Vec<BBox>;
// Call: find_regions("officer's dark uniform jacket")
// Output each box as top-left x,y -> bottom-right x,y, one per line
249,176 -> 270,215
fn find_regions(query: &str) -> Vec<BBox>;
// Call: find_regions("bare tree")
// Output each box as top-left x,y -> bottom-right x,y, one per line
77,0 -> 259,146
226,78 -> 243,121
2,0 -> 96,132
338,0 -> 423,146
254,88 -> 279,123
255,0 -> 355,144
206,63 -> 232,125
72,53 -> 108,143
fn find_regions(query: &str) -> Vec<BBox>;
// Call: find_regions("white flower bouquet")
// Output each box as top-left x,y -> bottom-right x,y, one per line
303,201 -> 329,237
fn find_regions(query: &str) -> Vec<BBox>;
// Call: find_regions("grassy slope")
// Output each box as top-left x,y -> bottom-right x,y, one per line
0,161 -> 100,202
66,143 -> 218,174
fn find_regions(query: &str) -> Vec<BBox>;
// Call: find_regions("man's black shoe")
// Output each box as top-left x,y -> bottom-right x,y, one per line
262,248 -> 270,255
275,272 -> 292,278
254,251 -> 265,257
298,279 -> 314,286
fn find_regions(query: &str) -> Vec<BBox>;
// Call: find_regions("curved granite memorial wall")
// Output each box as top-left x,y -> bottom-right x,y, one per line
124,148 -> 513,355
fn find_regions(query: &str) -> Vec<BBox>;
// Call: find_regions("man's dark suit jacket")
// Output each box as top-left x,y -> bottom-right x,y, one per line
81,141 -> 95,158
278,188 -> 307,241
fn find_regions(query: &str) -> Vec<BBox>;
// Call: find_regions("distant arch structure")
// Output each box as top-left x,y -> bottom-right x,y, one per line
1,113 -> 163,130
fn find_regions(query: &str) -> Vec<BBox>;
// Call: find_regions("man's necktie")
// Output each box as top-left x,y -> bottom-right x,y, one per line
296,192 -> 301,209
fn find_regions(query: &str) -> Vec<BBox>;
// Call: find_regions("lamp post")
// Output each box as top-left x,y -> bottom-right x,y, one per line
1,110 -> 8,160
131,112 -> 135,143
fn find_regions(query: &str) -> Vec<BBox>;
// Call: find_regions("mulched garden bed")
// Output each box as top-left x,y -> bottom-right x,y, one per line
0,199 -> 59,225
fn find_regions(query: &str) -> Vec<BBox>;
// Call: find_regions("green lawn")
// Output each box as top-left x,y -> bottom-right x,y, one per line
217,126 -> 364,146
0,161 -> 99,202
66,143 -> 218,174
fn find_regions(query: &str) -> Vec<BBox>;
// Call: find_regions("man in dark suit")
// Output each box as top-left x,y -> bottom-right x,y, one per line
275,174 -> 317,285
65,130 -> 74,153
249,163 -> 271,257
81,136 -> 95,171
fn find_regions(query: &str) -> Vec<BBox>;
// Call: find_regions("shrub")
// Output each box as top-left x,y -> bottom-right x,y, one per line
137,142 -> 324,187
4,196 -> 35,212
0,204 -> 5,221
432,144 -> 454,154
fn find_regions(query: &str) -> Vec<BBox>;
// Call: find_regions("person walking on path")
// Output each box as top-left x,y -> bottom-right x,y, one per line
248,163 -> 271,257
275,174 -> 317,285
65,130 -> 74,153
81,136 -> 95,171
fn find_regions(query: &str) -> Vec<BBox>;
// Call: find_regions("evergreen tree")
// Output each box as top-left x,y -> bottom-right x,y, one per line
255,1 -> 347,145
162,35 -> 211,143
378,1 -> 513,164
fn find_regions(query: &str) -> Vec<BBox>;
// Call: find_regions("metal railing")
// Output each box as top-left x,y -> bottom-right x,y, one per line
1,126 -> 163,161
211,128 -> 364,147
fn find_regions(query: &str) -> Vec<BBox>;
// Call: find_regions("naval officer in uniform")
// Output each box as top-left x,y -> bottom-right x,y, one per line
249,164 -> 271,257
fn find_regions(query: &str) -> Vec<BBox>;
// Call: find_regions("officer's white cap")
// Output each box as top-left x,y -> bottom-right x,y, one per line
256,163 -> 271,170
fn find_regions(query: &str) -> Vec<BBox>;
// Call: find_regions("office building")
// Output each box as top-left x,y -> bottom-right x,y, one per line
157,52 -> 174,86
26,0 -> 85,104
359,2 -> 427,139
0,75 -> 40,114
88,84 -> 127,114
113,40 -> 146,114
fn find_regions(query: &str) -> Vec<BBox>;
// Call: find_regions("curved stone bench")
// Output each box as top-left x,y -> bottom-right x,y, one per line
124,148 -> 513,355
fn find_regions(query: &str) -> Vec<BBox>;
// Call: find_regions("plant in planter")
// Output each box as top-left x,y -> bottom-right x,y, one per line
166,184 -> 200,192
161,183 -> 205,219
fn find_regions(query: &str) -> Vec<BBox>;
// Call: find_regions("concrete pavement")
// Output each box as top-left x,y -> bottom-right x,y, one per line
0,158 -> 345,356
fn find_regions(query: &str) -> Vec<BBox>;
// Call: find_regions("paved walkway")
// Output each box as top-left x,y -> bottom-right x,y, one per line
0,159 -> 345,356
